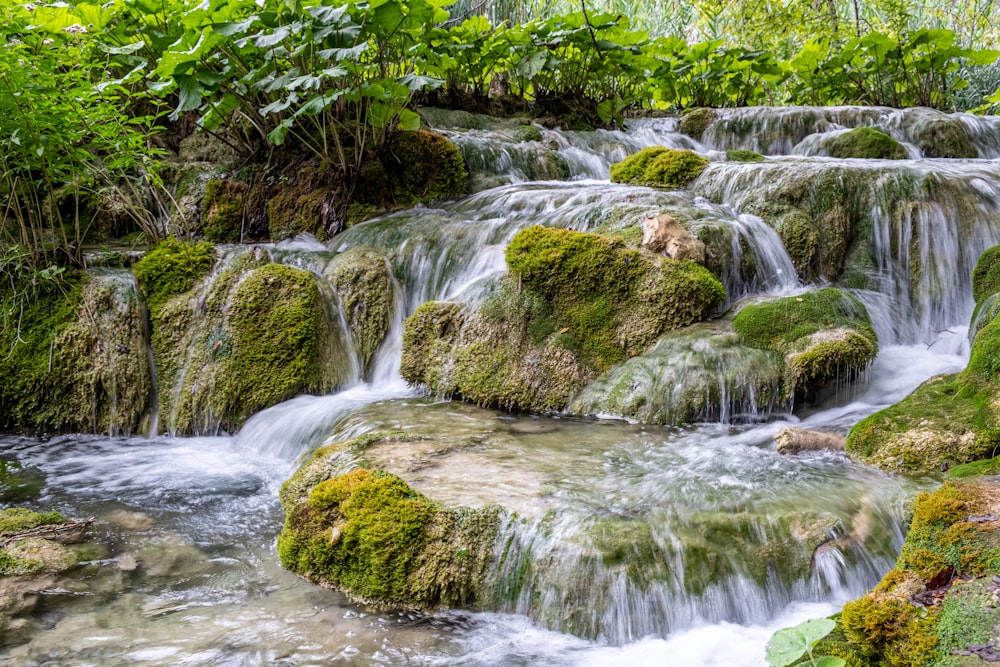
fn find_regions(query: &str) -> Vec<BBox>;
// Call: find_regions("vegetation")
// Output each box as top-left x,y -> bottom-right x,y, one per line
820,128 -> 908,159
610,147 -> 710,188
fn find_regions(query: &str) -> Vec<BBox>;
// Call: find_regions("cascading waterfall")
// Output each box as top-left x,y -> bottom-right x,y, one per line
8,107 -> 1000,665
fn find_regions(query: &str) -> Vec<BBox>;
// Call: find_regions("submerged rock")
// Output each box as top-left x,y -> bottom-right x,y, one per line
277,434 -> 503,609
774,427 -> 846,455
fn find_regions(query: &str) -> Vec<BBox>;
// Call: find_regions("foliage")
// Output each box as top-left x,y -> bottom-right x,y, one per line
766,617 -> 845,667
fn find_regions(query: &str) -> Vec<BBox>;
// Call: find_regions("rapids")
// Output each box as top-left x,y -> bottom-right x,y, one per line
3,106 -> 1000,665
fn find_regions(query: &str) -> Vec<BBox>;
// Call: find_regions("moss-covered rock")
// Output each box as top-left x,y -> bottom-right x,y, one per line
133,237 -> 217,319
909,116 -> 978,159
821,127 -> 908,160
402,228 -> 725,413
678,107 -> 717,141
610,147 -> 710,188
733,288 -> 878,400
847,306 -> 1000,475
277,435 -> 503,609
151,256 -> 347,433
829,480 -> 1000,666
325,247 -> 395,376
382,129 -> 469,207
0,270 -> 153,434
202,178 -> 249,242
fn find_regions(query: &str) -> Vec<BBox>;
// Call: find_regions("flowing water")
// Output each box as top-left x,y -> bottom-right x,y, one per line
3,107 -> 1000,665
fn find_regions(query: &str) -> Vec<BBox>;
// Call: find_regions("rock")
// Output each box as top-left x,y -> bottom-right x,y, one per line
610,147 -> 709,188
325,247 -> 395,376
277,436 -> 503,610
819,127 -> 907,160
641,213 -> 707,263
775,426 -> 846,455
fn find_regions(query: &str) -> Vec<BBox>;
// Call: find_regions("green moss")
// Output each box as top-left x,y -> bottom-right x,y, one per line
278,461 -> 502,608
947,455 -> 1000,478
133,237 -> 216,319
0,508 -> 65,533
513,124 -> 543,142
733,288 -> 874,350
400,302 -> 464,389
823,127 -> 908,160
610,147 -> 709,188
506,226 -> 724,371
725,149 -> 765,162
840,592 -> 939,666
936,579 -> 1000,663
383,130 -> 469,207
678,107 -> 716,140
217,263 -> 328,425
806,615 -> 867,667
202,178 -> 249,242
972,245 -> 1000,305
774,209 -> 820,279
267,184 -> 333,241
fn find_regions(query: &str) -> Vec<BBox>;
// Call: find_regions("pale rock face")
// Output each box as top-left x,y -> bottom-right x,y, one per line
775,426 -> 846,455
641,213 -> 706,263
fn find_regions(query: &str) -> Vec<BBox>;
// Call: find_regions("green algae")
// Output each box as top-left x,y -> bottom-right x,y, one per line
610,147 -> 709,188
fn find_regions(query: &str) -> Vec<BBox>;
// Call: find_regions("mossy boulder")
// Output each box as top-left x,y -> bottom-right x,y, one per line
733,288 -> 878,401
277,435 -> 503,609
829,480 -> 1000,666
133,237 -> 217,319
151,257 -> 347,433
0,271 -> 153,433
402,227 -> 726,413
610,147 -> 710,188
325,247 -> 395,376
821,127 -> 908,160
909,116 -> 978,159
678,107 -> 717,141
381,129 -> 469,207
847,312 -> 1000,474
0,508 -> 86,577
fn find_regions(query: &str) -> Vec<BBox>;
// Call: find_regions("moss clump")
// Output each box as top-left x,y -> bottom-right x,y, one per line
725,149 -> 765,162
823,127 -> 908,160
839,592 -> 940,666
913,118 -> 978,159
734,288 -> 874,350
400,302 -> 465,390
202,178 -> 249,242
278,437 -> 503,609
382,130 -> 468,207
678,107 -> 716,140
0,508 -> 65,533
133,237 -> 216,319
505,226 -> 725,371
610,147 -> 709,188
325,247 -> 394,377
972,245 -> 1000,305
947,455 -> 1000,478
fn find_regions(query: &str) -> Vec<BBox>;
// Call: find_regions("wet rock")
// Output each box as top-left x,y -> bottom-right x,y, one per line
774,427 -> 846,455
641,213 -> 707,263
325,247 -> 395,376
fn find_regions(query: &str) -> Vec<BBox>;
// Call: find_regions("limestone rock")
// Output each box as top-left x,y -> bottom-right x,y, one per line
641,213 -> 707,263
775,426 -> 846,455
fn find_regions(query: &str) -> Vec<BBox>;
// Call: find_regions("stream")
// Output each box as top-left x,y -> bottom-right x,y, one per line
3,106 -> 1000,665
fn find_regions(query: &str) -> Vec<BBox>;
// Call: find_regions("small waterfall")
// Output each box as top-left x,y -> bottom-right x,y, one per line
695,159 -> 1000,346
698,106 -> 1000,158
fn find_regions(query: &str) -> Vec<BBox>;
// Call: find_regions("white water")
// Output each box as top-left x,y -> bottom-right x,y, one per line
4,106 -> 1000,665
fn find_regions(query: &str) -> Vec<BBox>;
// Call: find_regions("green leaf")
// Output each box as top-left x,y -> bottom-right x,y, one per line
397,108 -> 420,131
815,657 -> 846,667
171,74 -> 203,120
268,117 -> 294,145
766,618 -> 837,667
